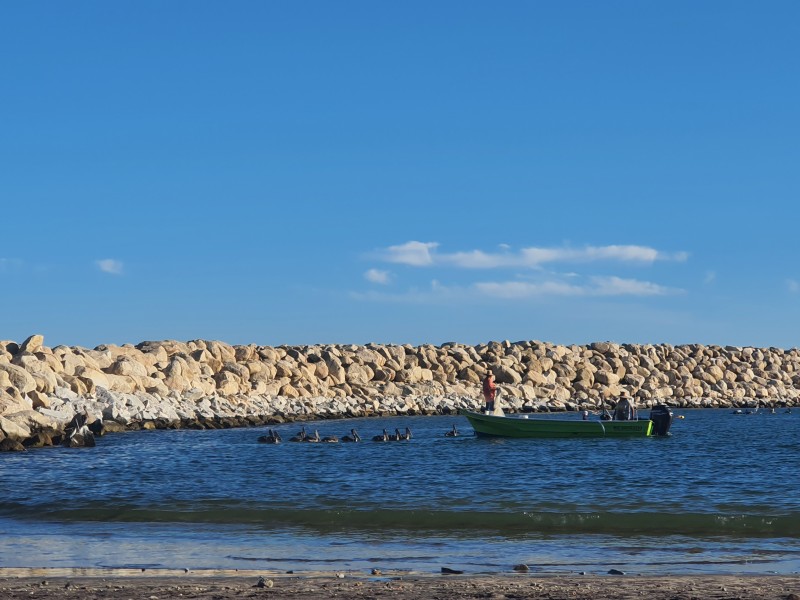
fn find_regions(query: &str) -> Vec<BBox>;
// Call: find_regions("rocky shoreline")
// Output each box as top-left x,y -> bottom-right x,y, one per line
1,334 -> 798,451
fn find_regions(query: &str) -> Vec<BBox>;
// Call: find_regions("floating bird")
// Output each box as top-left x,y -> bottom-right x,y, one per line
289,426 -> 307,442
257,429 -> 281,444
341,428 -> 361,442
399,426 -> 412,440
372,428 -> 389,442
321,433 -> 339,443
388,428 -> 402,441
444,424 -> 459,437
304,429 -> 321,442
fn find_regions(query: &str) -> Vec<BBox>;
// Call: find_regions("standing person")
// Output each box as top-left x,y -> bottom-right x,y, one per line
482,370 -> 497,413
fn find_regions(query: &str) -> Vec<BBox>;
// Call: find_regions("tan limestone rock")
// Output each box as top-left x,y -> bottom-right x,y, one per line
0,362 -> 37,394
494,365 -> 522,385
595,370 -> 620,386
75,366 -> 110,390
325,358 -> 346,385
0,390 -> 28,416
61,374 -> 91,396
20,334 -> 45,354
346,364 -> 374,386
107,357 -> 149,378
60,351 -> 86,376
206,340 -> 236,364
279,383 -> 301,398
215,371 -> 242,396
234,345 -> 256,362
29,390 -> 51,409
105,374 -> 139,393
0,415 -> 31,440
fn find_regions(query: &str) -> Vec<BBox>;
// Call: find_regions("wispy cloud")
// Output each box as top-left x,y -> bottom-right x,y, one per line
381,241 -> 438,266
359,241 -> 688,305
590,276 -> 675,296
476,276 -> 677,299
0,258 -> 24,272
704,271 -> 716,284
354,275 -> 681,303
351,280 -> 464,304
377,241 -> 688,269
364,268 -> 391,285
473,280 -> 584,298
787,279 -> 799,293
96,259 -> 124,275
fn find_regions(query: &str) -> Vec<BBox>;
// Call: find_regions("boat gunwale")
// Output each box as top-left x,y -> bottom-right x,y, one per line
459,409 -> 654,438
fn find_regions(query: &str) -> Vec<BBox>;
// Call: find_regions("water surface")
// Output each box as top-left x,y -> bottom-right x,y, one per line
1,409 -> 798,575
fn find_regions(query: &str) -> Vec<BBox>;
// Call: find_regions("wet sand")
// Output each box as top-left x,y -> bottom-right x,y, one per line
0,569 -> 798,600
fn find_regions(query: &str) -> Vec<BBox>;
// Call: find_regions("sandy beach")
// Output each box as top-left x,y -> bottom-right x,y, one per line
0,570 -> 798,600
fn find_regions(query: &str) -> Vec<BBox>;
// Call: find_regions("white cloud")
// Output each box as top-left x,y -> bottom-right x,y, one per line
364,268 -> 391,284
96,259 -> 124,275
360,241 -> 686,304
443,250 -> 513,269
589,276 -> 674,296
375,242 -> 688,269
787,279 -> 799,293
474,276 -> 676,299
382,241 -> 438,266
354,275 -> 680,303
516,244 -> 689,266
704,271 -> 716,284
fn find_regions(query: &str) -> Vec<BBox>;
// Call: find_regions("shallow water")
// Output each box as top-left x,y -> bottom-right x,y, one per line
1,408 -> 798,575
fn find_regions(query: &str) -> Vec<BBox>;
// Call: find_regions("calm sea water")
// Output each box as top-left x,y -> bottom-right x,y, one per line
1,409 -> 798,576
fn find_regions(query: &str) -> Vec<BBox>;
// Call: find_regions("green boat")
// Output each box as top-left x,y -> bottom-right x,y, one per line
459,404 -> 673,438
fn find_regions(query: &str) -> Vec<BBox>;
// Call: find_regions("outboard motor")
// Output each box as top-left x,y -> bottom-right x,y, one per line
649,405 -> 674,436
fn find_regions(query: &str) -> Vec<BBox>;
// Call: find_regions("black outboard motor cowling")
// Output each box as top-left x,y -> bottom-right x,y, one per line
649,405 -> 674,436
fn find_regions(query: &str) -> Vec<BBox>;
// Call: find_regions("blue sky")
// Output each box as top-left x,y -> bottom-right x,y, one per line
2,1 -> 799,349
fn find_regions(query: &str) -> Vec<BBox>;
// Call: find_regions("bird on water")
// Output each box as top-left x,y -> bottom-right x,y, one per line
257,429 -> 281,444
289,427 -> 307,442
341,428 -> 361,442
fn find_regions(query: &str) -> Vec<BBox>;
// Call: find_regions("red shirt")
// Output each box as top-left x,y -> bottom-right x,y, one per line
482,376 -> 496,400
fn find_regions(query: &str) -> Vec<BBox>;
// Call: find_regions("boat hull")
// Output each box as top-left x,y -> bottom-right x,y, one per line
459,409 -> 654,438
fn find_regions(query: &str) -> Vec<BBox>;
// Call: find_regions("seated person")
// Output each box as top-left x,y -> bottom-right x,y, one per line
613,397 -> 636,421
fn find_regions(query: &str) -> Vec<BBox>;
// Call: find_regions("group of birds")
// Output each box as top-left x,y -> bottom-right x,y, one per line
258,423 -> 460,444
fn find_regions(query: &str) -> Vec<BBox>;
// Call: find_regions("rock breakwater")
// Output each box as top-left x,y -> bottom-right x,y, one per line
1,334 -> 798,450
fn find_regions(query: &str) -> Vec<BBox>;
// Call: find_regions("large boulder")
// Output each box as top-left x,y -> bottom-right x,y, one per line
495,365 -> 522,385
594,370 -> 620,386
0,362 -> 37,394
346,364 -> 374,386
107,357 -> 149,378
74,366 -> 111,390
0,414 -> 32,440
12,354 -> 58,393
19,334 -> 45,354
0,390 -> 28,416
